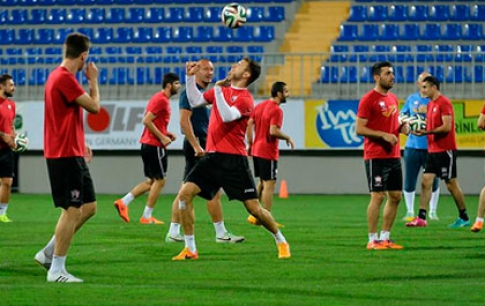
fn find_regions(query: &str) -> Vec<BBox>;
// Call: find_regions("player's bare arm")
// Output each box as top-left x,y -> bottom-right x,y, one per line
356,117 -> 398,145
76,62 -> 100,114
269,125 -> 295,149
478,113 -> 485,130
180,109 -> 204,156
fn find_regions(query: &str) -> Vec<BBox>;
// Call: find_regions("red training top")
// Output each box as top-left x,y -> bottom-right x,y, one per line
251,99 -> 283,160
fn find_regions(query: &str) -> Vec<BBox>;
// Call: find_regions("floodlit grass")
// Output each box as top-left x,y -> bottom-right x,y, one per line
2,193 -> 485,306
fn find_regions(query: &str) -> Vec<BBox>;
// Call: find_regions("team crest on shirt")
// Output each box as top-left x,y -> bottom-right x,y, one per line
379,101 -> 396,118
70,189 -> 80,202
231,96 -> 238,102
374,176 -> 382,187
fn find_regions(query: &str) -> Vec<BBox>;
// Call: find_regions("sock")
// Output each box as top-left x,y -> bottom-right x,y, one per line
429,187 -> 440,212
43,235 -> 56,258
418,209 -> 427,220
476,217 -> 484,223
403,191 -> 415,213
459,209 -> 469,221
50,255 -> 66,273
213,221 -> 227,238
184,235 -> 196,253
169,223 -> 181,237
0,203 -> 8,215
379,231 -> 390,241
368,232 -> 378,242
121,193 -> 135,206
273,230 -> 287,244
142,206 -> 153,219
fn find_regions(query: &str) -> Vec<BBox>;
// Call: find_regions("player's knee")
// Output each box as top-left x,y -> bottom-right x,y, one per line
1,178 -> 13,188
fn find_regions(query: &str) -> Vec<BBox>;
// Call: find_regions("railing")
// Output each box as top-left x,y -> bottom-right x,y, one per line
2,51 -> 484,101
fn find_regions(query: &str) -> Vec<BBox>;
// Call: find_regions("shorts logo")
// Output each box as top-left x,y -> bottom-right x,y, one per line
441,167 -> 448,176
70,189 -> 81,202
374,176 -> 382,187
244,188 -> 255,193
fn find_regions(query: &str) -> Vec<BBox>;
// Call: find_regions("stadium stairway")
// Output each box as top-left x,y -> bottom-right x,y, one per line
261,1 -> 349,96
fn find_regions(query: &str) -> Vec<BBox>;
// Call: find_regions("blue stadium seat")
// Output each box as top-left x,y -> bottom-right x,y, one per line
254,25 -> 274,42
186,46 -> 203,61
248,6 -> 264,22
226,45 -> 244,63
338,24 -> 358,41
408,5 -> 428,22
135,67 -> 153,85
93,27 -> 113,44
369,45 -> 389,62
435,45 -> 453,62
16,28 -> 34,44
471,5 -> 485,21
185,7 -> 204,22
47,9 -> 67,24
109,67 -> 128,85
28,9 -> 47,24
165,7 -> 184,23
172,26 -> 193,42
114,0 -> 133,4
367,5 -> 388,22
359,24 -> 379,41
104,46 -> 122,63
349,45 -> 369,62
126,46 -> 142,63
428,5 -> 449,21
193,26 -> 213,42
415,45 -> 433,62
213,26 -> 232,42
25,47 -> 42,64
67,8 -> 86,24
421,23 -> 441,40
127,7 -> 145,23
216,66 -> 230,80
11,68 -> 26,86
393,66 -> 404,83
446,66 -> 470,83
28,68 -> 49,86
0,29 -> 14,44
455,45 -> 473,62
348,5 -> 366,22
133,27 -> 153,43
45,47 -> 62,64
146,7 -> 164,23
329,45 -> 349,63
388,5 -> 408,22
114,27 -> 133,43
392,45 -> 412,62
58,0 -> 75,4
474,66 -> 484,83
173,66 -> 186,84
0,0 -> 19,5
320,66 -> 339,83
462,23 -> 483,40
266,6 -> 285,22
233,26 -> 254,42
206,46 -> 223,63
153,27 -> 171,43
476,46 -> 485,63
340,66 -> 358,83
359,66 -> 372,83
165,46 -> 183,63
37,0 -> 56,5
18,0 -> 38,4
405,66 -> 425,83
9,9 -> 27,24
247,45 -> 264,62
106,8 -> 125,23
154,67 -> 170,85
145,46 -> 162,63
96,0 -> 114,5
205,6 -> 222,23
77,0 -> 96,4
0,10 -> 6,25
450,5 -> 470,21
380,24 -> 399,41
443,23 -> 462,40
35,28 -> 54,44
77,28 -> 94,40
86,8 -> 105,23
401,24 -> 420,40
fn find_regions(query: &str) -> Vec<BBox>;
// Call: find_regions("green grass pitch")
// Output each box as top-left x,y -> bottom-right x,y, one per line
2,193 -> 485,306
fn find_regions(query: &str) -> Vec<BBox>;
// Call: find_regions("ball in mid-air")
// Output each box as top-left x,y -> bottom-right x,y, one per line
408,114 -> 427,132
221,3 -> 247,29
14,133 -> 29,153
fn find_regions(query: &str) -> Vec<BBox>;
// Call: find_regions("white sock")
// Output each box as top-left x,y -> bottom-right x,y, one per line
368,232 -> 378,242
403,191 -> 415,213
50,255 -> 66,273
43,235 -> 56,257
273,230 -> 287,244
379,231 -> 390,241
0,203 -> 8,215
169,223 -> 181,237
184,235 -> 196,253
476,217 -> 484,223
121,193 -> 135,206
429,187 -> 440,212
213,221 -> 227,238
142,206 -> 153,219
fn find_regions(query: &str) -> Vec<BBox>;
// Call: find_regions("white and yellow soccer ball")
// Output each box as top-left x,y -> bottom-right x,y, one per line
14,133 -> 29,153
221,3 -> 247,29
408,114 -> 427,132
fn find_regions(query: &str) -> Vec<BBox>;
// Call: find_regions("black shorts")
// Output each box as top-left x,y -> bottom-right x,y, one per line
141,144 -> 167,179
424,150 -> 457,181
183,136 -> 206,180
46,157 -> 96,209
0,148 -> 14,178
253,156 -> 278,181
185,152 -> 258,201
365,158 -> 403,192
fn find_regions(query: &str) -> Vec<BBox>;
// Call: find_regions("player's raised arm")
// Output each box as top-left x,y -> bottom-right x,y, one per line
185,61 -> 207,108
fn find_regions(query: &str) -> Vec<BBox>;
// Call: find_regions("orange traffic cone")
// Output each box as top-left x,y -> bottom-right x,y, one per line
279,180 -> 288,199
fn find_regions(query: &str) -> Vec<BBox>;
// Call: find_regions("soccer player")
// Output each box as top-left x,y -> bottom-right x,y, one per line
114,73 -> 180,224
246,81 -> 294,228
0,74 -> 17,223
471,105 -> 485,232
172,58 -> 291,260
406,76 -> 470,228
165,59 -> 245,243
356,61 -> 409,250
34,32 -> 100,282
401,72 -> 440,221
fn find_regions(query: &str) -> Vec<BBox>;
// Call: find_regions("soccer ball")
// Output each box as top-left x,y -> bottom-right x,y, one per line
408,114 -> 427,132
14,133 -> 29,153
221,3 -> 247,29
